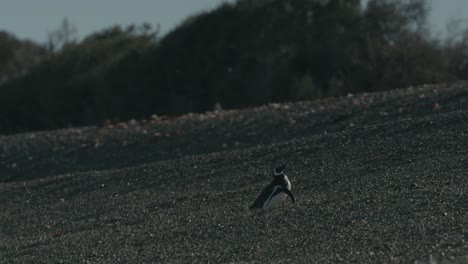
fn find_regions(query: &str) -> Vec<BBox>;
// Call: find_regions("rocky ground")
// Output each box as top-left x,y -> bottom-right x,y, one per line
0,82 -> 467,263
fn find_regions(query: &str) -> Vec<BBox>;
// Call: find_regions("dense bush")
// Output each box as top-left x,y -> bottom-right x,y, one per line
0,25 -> 157,132
0,0 -> 466,134
0,31 -> 46,85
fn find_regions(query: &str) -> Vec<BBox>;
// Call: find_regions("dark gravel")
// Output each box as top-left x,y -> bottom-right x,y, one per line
0,82 -> 467,263
2,81 -> 468,183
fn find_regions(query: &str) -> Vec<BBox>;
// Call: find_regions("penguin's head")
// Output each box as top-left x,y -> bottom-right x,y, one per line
272,164 -> 285,176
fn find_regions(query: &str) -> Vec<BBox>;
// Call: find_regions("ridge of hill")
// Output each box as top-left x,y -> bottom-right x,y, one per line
2,0 -> 466,134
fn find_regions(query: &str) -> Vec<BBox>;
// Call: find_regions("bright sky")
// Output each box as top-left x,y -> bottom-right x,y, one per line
428,0 -> 468,38
0,0 -> 235,43
0,0 -> 466,43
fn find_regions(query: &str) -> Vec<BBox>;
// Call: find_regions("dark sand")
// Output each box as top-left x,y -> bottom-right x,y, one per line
1,82 -> 467,263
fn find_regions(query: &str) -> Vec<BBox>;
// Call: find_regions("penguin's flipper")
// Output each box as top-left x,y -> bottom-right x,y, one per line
283,188 -> 296,203
250,185 -> 273,209
249,200 -> 262,210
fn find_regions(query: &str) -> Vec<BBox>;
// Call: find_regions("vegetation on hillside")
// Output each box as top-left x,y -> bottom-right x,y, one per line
0,0 -> 467,134
0,31 -> 46,85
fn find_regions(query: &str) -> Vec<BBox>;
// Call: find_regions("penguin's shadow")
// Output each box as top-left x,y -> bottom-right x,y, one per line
246,198 -> 298,216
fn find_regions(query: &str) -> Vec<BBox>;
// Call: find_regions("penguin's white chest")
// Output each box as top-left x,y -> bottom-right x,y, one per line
262,177 -> 291,209
263,190 -> 287,209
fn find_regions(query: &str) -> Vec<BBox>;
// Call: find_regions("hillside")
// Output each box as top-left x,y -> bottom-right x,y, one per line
0,82 -> 467,263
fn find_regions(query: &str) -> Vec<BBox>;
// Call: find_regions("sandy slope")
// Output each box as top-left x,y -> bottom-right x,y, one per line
0,82 -> 467,263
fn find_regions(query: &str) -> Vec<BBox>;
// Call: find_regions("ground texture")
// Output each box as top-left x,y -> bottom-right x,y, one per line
0,82 -> 467,263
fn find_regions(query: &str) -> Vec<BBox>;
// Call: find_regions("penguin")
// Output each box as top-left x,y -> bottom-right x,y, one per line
250,164 -> 296,209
